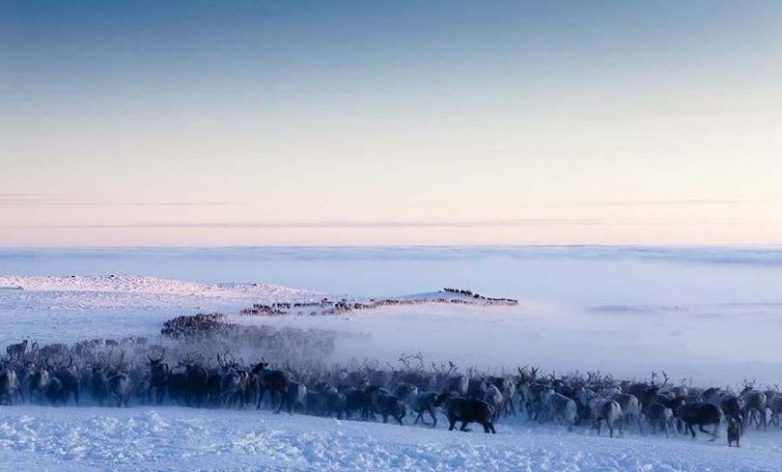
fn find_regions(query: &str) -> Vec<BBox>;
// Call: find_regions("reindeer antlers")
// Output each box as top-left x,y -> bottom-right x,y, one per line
431,360 -> 456,376
360,357 -> 379,372
397,352 -> 424,371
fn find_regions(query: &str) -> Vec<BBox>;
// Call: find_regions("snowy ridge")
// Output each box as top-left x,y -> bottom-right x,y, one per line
0,276 -> 327,346
0,275 -> 319,301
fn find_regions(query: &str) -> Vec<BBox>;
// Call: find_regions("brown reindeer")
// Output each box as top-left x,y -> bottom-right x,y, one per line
251,361 -> 292,413
434,392 -> 496,433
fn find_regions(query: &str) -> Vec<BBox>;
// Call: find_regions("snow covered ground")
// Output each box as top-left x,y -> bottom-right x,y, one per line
0,275 -> 322,348
2,247 -> 782,471
0,405 -> 781,472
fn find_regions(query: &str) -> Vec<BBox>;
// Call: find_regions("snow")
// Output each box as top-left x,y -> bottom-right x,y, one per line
0,275 -> 323,347
0,274 -> 320,301
0,406 -> 780,471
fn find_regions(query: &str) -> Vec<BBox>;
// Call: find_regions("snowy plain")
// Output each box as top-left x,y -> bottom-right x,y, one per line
2,246 -> 782,471
2,405 -> 782,472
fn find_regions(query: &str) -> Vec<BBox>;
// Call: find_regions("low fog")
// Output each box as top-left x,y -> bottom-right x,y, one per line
3,247 -> 782,386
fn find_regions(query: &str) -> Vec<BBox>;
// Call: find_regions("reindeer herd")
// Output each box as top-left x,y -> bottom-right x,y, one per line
2,337 -> 781,445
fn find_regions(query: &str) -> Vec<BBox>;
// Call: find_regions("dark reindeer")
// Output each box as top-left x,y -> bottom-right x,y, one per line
675,401 -> 723,440
0,364 -> 23,405
51,356 -> 80,405
313,382 -> 345,418
107,351 -> 133,407
286,381 -> 308,413
342,385 -> 369,420
434,392 -> 496,433
646,401 -> 674,437
89,361 -> 110,406
147,350 -> 169,405
167,364 -> 189,405
368,389 -> 406,425
719,395 -> 746,425
251,361 -> 292,413
727,417 -> 742,447
6,339 -> 28,360
184,356 -> 209,408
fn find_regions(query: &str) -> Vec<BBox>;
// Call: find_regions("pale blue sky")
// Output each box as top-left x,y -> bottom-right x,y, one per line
2,1 -> 781,246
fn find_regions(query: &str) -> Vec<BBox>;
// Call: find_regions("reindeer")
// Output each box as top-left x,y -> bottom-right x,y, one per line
502,378 -> 517,417
184,355 -> 209,408
543,389 -> 577,431
217,351 -> 245,408
361,385 -> 390,421
740,380 -> 767,430
305,383 -> 325,416
314,382 -> 345,418
167,362 -> 189,406
341,385 -> 369,420
488,376 -> 516,417
516,366 -> 543,419
393,383 -> 418,403
0,363 -> 23,405
50,355 -> 80,405
432,361 -> 461,395
251,360 -> 292,413
396,352 -> 426,388
483,380 -> 504,422
434,392 -> 496,433
206,360 -> 222,407
727,416 -> 742,447
624,371 -> 663,415
675,401 -> 723,440
367,388 -> 406,425
527,381 -> 551,421
768,393 -> 782,427
466,375 -> 486,400
646,401 -> 674,437
411,391 -> 439,427
612,392 -> 643,434
89,359 -> 110,406
107,351 -> 133,407
147,350 -> 169,405
444,373 -> 468,396
28,361 -> 51,404
286,381 -> 308,413
719,395 -> 746,426
6,339 -> 28,360
591,399 -> 624,438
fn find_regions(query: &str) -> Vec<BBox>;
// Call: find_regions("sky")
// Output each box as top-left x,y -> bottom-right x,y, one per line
2,0 -> 782,247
